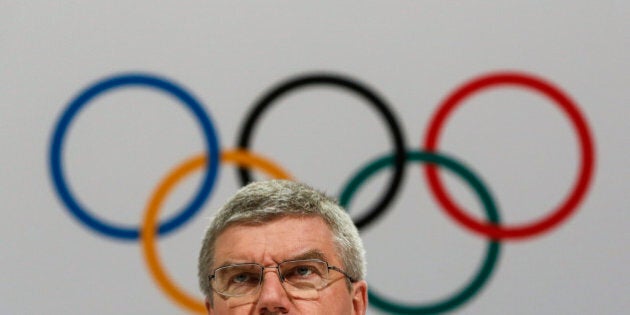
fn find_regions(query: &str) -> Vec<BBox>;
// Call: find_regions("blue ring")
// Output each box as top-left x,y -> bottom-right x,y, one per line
49,73 -> 220,241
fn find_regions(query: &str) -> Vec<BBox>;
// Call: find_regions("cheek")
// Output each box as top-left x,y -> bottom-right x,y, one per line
211,296 -> 257,314
301,287 -> 352,314
289,288 -> 321,300
226,295 -> 258,309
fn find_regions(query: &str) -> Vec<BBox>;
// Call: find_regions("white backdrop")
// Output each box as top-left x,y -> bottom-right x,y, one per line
2,1 -> 629,314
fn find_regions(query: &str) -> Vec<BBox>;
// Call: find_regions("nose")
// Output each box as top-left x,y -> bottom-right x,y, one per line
255,269 -> 291,314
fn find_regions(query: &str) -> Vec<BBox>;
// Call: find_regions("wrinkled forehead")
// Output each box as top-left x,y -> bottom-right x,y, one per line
212,215 -> 340,267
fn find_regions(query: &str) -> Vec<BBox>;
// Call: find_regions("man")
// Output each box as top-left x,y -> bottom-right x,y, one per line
198,180 -> 368,314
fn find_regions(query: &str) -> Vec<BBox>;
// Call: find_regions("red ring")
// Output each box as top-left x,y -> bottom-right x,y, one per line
423,71 -> 596,240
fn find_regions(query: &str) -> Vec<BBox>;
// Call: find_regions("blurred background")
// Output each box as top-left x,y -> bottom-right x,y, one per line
1,1 -> 628,314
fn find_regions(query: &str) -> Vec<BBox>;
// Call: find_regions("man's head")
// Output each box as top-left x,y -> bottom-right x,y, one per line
198,180 -> 367,314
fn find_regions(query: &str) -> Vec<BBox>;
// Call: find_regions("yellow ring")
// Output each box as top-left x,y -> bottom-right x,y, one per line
141,149 -> 293,313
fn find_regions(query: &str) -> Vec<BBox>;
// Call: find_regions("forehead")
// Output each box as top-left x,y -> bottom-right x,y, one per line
213,216 -> 339,266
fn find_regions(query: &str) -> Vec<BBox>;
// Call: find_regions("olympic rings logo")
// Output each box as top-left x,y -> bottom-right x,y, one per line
49,71 -> 595,314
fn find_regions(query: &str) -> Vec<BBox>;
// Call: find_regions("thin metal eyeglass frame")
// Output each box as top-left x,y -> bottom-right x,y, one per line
208,258 -> 357,297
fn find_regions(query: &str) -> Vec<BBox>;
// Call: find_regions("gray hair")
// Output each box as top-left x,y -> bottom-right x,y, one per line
197,179 -> 366,299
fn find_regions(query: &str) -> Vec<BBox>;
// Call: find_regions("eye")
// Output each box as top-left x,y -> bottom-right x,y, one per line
284,264 -> 322,280
229,271 -> 260,285
295,265 -> 314,276
233,273 -> 250,283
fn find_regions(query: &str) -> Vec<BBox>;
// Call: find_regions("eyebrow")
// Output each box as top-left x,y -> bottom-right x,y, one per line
216,249 -> 330,269
285,249 -> 328,263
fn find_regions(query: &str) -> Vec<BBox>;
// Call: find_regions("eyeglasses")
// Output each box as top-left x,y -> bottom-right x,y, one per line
209,259 -> 356,297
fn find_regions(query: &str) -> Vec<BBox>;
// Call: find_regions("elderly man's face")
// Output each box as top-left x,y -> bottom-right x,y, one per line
205,216 -> 367,315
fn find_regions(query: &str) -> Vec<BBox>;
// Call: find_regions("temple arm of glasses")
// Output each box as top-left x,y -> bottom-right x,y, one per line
328,266 -> 356,282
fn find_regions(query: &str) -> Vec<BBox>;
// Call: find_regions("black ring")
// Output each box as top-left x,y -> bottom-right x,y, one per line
236,73 -> 407,229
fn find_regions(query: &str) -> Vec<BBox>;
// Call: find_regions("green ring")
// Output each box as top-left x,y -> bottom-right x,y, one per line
339,151 -> 502,314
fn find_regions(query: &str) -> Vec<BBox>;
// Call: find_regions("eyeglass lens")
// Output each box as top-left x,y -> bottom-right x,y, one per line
211,260 -> 330,297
